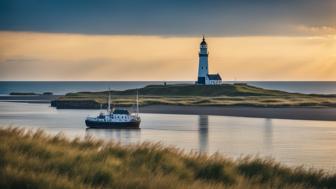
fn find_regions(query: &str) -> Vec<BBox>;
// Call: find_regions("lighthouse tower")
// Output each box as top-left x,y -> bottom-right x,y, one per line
196,35 -> 222,85
197,35 -> 209,84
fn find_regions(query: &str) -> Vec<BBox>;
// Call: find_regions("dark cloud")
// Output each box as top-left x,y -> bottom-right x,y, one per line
0,0 -> 335,36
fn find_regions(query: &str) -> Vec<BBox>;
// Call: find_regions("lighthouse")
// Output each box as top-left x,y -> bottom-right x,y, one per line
196,35 -> 222,85
197,35 -> 209,84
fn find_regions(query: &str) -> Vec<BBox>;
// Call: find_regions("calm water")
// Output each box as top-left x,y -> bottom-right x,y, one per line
1,102 -> 336,171
1,81 -> 336,94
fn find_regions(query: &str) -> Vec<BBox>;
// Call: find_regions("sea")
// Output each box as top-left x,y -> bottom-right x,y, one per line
1,81 -> 336,95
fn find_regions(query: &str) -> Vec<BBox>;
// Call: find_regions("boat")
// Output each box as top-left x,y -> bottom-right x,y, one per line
85,91 -> 141,129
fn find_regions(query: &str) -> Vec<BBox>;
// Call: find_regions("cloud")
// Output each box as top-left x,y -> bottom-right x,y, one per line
297,25 -> 336,35
0,0 -> 335,36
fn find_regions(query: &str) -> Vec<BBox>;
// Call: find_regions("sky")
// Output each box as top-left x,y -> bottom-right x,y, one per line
0,0 -> 336,81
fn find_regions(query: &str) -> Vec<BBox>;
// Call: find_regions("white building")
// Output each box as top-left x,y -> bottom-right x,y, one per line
196,36 -> 222,85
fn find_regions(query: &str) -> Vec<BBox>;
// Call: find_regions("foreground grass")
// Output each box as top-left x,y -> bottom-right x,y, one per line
1,128 -> 336,189
52,84 -> 336,109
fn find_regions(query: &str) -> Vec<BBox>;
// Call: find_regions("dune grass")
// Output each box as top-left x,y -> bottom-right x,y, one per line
1,127 -> 336,189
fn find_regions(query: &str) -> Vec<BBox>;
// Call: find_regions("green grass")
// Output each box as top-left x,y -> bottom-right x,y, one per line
1,127 -> 336,189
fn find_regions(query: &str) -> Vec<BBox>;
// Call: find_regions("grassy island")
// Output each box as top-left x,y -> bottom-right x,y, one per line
51,83 -> 336,109
1,127 -> 335,189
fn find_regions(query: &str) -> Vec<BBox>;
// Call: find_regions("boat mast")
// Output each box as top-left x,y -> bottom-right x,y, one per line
107,89 -> 111,113
136,90 -> 139,116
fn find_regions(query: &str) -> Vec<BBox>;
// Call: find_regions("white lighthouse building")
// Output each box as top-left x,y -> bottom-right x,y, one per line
196,35 -> 222,85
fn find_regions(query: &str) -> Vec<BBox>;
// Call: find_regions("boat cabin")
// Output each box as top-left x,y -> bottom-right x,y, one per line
112,109 -> 130,115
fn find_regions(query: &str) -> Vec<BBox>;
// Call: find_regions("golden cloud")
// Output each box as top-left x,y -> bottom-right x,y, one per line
297,25 -> 336,35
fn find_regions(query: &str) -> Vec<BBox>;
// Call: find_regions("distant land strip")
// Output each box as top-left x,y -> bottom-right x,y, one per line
0,95 -> 60,103
2,84 -> 336,121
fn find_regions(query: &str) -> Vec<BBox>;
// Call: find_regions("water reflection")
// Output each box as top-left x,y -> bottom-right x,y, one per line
85,128 -> 141,144
198,115 -> 209,153
263,119 -> 273,154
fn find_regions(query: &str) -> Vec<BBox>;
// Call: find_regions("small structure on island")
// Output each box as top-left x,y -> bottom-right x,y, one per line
196,35 -> 222,85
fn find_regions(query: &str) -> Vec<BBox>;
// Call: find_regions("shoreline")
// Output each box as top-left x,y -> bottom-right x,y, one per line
1,95 -> 336,121
4,100 -> 336,121
139,105 -> 336,121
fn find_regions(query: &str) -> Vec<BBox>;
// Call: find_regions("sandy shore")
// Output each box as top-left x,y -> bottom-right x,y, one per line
139,105 -> 336,121
1,95 -> 335,121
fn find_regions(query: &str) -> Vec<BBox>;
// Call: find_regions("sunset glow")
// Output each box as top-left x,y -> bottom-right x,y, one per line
0,31 -> 335,81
